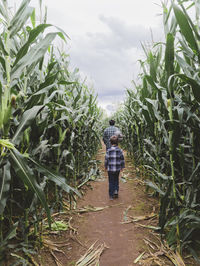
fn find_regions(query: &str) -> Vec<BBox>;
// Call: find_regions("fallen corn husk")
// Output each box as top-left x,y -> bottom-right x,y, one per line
123,205 -> 132,222
135,223 -> 160,231
75,205 -> 109,213
42,238 -> 69,266
122,208 -> 157,224
50,250 -> 63,266
134,234 -> 186,266
120,173 -> 133,183
134,177 -> 145,185
76,241 -> 108,266
43,238 -> 69,254
76,203 -> 123,214
133,252 -> 145,264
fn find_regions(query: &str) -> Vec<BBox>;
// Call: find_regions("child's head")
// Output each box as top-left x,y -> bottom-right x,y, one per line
110,135 -> 118,145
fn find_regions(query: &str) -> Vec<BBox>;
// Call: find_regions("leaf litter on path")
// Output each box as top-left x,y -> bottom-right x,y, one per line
75,204 -> 123,214
75,241 -> 108,266
122,205 -> 157,224
122,205 -> 186,265
134,234 -> 186,265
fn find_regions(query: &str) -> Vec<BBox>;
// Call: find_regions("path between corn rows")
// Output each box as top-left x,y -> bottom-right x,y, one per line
39,146 -> 158,266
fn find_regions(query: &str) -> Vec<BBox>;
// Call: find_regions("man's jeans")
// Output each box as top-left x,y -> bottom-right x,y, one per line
108,171 -> 120,198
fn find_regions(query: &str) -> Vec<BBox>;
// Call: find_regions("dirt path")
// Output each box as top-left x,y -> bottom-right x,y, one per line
73,151 -> 157,266
38,146 -> 158,265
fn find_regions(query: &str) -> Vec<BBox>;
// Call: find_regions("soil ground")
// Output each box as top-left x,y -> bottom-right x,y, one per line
36,145 -> 188,266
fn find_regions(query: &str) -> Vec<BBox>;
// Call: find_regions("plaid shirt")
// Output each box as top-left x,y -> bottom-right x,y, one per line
105,145 -> 125,172
103,126 -> 120,149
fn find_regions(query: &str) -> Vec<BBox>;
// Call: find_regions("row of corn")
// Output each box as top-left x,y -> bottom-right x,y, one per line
0,0 -> 101,263
117,0 -> 200,262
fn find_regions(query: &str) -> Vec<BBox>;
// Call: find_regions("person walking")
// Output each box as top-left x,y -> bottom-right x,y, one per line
103,119 -> 121,150
105,135 -> 125,200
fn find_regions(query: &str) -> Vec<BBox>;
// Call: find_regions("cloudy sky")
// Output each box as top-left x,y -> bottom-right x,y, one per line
12,0 -> 164,114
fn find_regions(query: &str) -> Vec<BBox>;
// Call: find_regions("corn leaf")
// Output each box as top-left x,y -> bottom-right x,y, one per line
0,222 -> 19,247
28,157 -> 81,197
145,181 -> 165,196
10,149 -> 51,226
165,33 -> 174,79
10,2 -> 33,37
177,74 -> 200,102
173,3 -> 199,54
31,8 -> 36,28
11,33 -> 57,82
14,24 -> 52,66
12,105 -> 44,145
0,162 -> 11,215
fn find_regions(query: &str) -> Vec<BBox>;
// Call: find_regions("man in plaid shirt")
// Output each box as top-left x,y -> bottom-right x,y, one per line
105,135 -> 125,200
103,120 -> 121,150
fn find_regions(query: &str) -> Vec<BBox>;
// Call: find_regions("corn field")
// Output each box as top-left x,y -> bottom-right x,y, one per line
117,0 -> 200,262
0,0 -> 101,263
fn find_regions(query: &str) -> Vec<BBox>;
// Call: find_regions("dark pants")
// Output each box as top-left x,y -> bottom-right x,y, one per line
108,171 -> 120,198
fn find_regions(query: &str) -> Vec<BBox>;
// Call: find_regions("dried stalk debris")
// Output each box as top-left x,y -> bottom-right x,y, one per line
122,205 -> 157,224
75,205 -> 109,213
133,235 -> 186,265
75,241 -> 108,266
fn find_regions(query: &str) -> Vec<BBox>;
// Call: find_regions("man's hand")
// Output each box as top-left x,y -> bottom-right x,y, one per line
105,168 -> 107,172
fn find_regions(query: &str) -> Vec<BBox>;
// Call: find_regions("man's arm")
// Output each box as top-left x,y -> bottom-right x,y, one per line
104,152 -> 108,171
103,128 -> 108,145
120,151 -> 125,170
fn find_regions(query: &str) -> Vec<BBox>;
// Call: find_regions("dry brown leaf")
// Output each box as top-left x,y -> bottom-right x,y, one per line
76,205 -> 109,213
50,250 -> 63,266
75,241 -> 108,266
43,238 -> 66,255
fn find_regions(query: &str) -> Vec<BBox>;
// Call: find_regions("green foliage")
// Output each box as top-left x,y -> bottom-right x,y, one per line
0,0 -> 102,263
117,0 -> 200,261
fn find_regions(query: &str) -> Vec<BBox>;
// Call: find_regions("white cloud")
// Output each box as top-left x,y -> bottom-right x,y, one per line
10,0 -> 164,114
68,15 -> 164,113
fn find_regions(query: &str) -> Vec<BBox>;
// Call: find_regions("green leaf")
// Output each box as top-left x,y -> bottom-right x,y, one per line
173,3 -> 199,54
0,162 -> 11,215
28,157 -> 81,197
149,51 -> 157,82
0,56 -> 6,71
58,81 -> 77,85
0,36 -> 8,56
11,33 -> 57,82
165,33 -> 174,79
177,74 -> 200,102
0,222 -> 19,247
9,0 -> 34,37
0,3 -> 6,18
31,8 -> 36,28
10,149 -> 51,226
175,54 -> 193,76
145,180 -> 165,196
13,24 -> 52,66
12,105 -> 44,145
144,75 -> 159,91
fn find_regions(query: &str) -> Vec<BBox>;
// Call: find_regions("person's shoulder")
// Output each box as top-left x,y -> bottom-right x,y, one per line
106,148 -> 112,153
117,146 -> 123,152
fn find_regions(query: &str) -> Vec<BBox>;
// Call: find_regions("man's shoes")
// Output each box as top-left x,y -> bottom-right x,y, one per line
114,190 -> 118,198
109,197 -> 114,200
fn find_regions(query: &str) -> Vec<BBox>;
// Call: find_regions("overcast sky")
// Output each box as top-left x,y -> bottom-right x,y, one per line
12,0 -> 164,114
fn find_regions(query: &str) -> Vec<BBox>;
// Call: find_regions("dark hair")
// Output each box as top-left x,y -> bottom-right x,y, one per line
110,135 -> 118,145
109,119 -> 115,126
